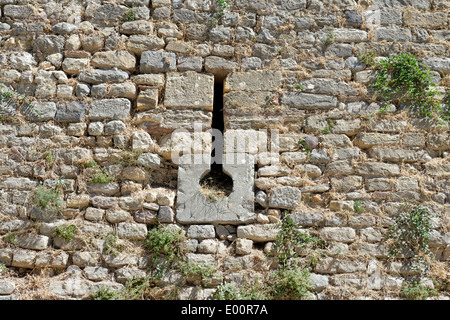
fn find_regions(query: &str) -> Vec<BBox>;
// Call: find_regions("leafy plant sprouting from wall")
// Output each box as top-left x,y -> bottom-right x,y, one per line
387,205 -> 433,275
372,53 -> 448,122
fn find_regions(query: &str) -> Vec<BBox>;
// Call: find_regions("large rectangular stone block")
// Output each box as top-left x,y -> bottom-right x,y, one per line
164,72 -> 214,110
223,71 -> 282,92
140,50 -> 176,73
89,98 -> 131,120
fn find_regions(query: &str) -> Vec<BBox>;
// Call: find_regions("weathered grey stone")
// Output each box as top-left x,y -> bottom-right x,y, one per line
4,5 -> 34,19
89,99 -> 131,121
87,183 -> 120,196
187,225 -> 216,239
236,224 -> 280,242
281,92 -> 338,109
224,71 -> 283,92
106,209 -> 131,224
104,120 -> 126,135
91,50 -> 136,72
0,280 -> 15,295
164,72 -> 214,110
117,222 -> 147,240
120,20 -> 154,34
235,238 -> 253,255
371,0 -> 430,10
140,51 -> 176,73
126,35 -> 165,55
9,52 -> 37,71
55,101 -> 88,123
132,131 -> 154,151
11,249 -> 36,268
78,69 -> 129,84
14,234 -> 49,250
299,78 -> 358,96
375,26 -> 412,42
357,162 -> 400,177
52,22 -> 78,35
25,102 -> 56,122
176,154 -> 255,224
33,35 -> 65,55
158,206 -> 174,223
422,57 -> 450,75
204,56 -> 239,82
269,186 -> 302,209
0,178 -> 37,190
136,153 -> 161,169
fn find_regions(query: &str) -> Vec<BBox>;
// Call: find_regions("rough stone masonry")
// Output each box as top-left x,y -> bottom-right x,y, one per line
0,0 -> 448,300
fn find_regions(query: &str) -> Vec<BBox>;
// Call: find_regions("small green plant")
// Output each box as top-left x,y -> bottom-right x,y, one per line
116,150 -> 142,167
33,182 -> 64,213
353,200 -> 364,214
270,268 -> 313,300
213,282 -> 242,300
400,281 -> 438,300
320,119 -> 335,134
124,8 -> 135,21
324,27 -> 335,46
90,167 -> 114,184
81,160 -> 99,169
272,214 -> 316,269
216,0 -> 230,16
179,261 -> 218,284
387,205 -> 433,274
6,232 -> 17,245
0,263 -> 7,274
41,151 -> 53,166
144,224 -> 188,270
373,53 -> 446,121
292,83 -> 304,91
298,139 -> 311,161
358,50 -> 377,67
53,224 -> 77,242
91,286 -> 121,300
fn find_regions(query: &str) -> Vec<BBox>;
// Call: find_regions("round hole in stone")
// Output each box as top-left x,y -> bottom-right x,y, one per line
199,165 -> 233,202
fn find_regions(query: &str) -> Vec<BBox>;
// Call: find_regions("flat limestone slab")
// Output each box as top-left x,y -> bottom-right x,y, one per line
176,153 -> 255,224
164,72 -> 214,110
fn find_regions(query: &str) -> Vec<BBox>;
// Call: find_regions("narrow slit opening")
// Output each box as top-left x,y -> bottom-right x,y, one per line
199,81 -> 233,201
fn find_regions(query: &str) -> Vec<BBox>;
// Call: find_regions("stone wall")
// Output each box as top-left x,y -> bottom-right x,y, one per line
0,0 -> 449,300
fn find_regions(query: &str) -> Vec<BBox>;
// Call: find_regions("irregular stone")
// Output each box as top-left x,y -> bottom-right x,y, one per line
55,101 -> 88,123
158,206 -> 174,223
140,51 -> 176,73
164,72 -> 214,110
299,78 -> 358,96
91,50 -> 136,71
25,102 -> 56,122
9,52 -> 37,71
187,225 -> 216,239
0,178 -> 37,190
281,92 -> 338,109
235,238 -> 253,255
357,162 -> 400,177
127,35 -> 166,55
78,69 -> 129,84
35,251 -> 69,268
89,99 -> 131,121
33,35 -> 65,55
14,234 -> 49,250
204,56 -> 239,82
132,131 -> 154,151
224,71 -> 282,92
374,26 -> 412,42
120,20 -> 154,34
11,249 -> 36,268
236,224 -> 280,242
136,153 -> 161,169
0,280 -> 15,295
106,209 -> 131,224
268,186 -> 302,209
117,222 -> 148,240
